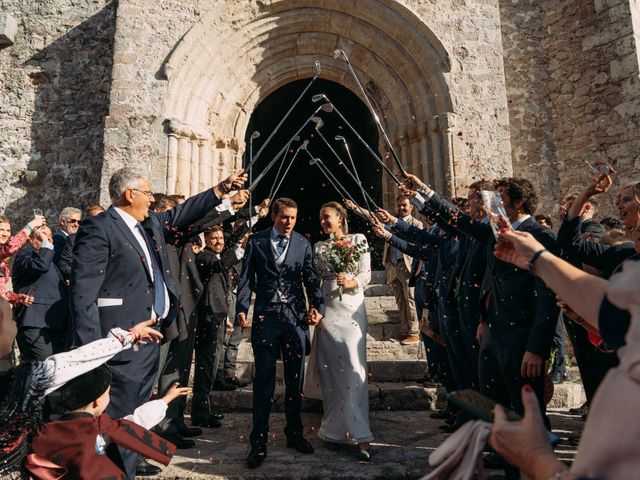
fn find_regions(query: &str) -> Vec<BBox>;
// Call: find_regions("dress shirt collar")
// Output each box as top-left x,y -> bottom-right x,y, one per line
113,206 -> 140,230
270,226 -> 289,240
401,215 -> 412,223
511,214 -> 531,231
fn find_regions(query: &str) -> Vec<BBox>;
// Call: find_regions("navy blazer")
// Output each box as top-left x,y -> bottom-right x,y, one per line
70,188 -> 221,346
235,228 -> 324,326
425,191 -> 560,358
12,245 -> 68,330
197,247 -> 242,319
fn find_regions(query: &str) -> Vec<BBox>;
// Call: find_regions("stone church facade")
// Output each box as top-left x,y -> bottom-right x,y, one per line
1,0 -> 639,221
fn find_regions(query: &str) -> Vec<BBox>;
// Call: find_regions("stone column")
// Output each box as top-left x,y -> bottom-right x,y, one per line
439,113 -> 457,196
190,140 -> 200,196
198,139 -> 211,191
429,116 -> 443,192
176,137 -> 191,196
166,134 -> 178,194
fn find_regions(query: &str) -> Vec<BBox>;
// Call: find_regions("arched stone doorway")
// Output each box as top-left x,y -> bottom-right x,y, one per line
160,0 -> 456,208
245,77 -> 386,266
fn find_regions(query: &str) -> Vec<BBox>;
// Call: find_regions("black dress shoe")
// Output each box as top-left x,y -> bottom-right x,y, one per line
176,423 -> 203,438
286,436 -> 314,454
213,378 -> 237,391
159,432 -> 195,449
246,448 -> 267,468
209,411 -> 224,420
430,409 -> 454,420
192,415 -> 222,428
227,375 -> 250,388
136,458 -> 162,476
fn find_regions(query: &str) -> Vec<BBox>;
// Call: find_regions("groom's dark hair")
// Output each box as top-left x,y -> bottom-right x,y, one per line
272,197 -> 298,215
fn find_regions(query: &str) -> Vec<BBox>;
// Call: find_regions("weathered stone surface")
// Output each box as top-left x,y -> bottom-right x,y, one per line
0,0 -> 115,224
155,410 -> 582,479
1,0 -> 638,220
0,12 -> 17,47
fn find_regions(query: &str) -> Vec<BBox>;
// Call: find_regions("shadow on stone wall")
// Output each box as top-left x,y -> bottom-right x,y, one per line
4,2 -> 116,222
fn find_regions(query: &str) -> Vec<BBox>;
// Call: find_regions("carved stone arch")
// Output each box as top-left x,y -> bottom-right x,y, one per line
162,0 -> 456,201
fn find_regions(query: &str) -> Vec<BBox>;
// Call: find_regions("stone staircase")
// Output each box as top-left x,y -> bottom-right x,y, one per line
208,271 -> 585,413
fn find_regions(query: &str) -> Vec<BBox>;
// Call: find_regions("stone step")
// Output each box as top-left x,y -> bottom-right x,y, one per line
364,284 -> 393,297
208,382 -> 439,413
370,270 -> 386,284
233,357 -> 427,386
364,295 -> 398,311
206,380 -> 585,414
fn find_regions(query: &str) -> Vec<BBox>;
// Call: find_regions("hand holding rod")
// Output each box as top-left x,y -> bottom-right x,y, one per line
246,60 -> 321,170
247,104 -> 332,191
334,49 -> 406,175
311,95 -> 401,185
312,123 -> 379,210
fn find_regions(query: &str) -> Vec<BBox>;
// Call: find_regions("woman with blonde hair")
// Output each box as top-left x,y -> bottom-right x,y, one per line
306,201 -> 373,460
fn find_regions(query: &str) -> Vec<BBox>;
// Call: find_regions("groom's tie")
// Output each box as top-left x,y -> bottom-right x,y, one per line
276,234 -> 288,258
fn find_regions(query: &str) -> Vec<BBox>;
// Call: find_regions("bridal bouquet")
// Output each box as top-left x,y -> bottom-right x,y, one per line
316,234 -> 369,301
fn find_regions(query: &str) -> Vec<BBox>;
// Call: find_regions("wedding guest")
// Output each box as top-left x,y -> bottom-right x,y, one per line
0,215 -> 46,306
12,225 -> 69,361
30,369 -> 189,480
52,207 -> 81,265
57,204 -> 105,281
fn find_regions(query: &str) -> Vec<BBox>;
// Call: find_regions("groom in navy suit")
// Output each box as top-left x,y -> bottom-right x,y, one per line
236,197 -> 324,468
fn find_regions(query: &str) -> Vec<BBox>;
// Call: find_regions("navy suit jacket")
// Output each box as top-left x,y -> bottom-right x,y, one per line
235,228 -> 324,327
425,191 -> 559,358
70,188 -> 221,346
12,244 -> 68,330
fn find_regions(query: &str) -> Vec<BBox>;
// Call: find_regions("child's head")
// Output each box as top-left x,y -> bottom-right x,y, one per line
60,365 -> 112,415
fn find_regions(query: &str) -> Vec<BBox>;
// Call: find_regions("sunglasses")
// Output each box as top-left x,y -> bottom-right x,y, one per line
66,219 -> 81,224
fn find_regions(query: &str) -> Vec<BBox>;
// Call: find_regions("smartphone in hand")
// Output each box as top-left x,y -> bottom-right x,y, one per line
448,389 -> 560,447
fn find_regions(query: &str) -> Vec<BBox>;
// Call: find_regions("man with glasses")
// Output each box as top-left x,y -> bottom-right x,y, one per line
70,167 -> 248,478
52,206 -> 81,265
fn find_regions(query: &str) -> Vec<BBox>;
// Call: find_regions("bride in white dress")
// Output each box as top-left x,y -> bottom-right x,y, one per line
306,201 -> 373,460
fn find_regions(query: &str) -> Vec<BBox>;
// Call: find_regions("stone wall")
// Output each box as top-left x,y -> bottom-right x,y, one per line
0,0 -> 115,224
499,0 -> 559,215
103,0 -> 513,205
543,0 -> 640,218
500,0 -> 640,218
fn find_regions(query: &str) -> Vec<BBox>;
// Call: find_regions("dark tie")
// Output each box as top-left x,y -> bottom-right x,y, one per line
276,235 -> 288,257
136,223 -> 166,318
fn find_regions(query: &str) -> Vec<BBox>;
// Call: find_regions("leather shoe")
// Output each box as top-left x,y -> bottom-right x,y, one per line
192,415 -> 222,428
176,423 -> 202,438
209,411 -> 224,420
159,432 -> 195,450
286,436 -> 314,454
246,448 -> 267,468
136,458 -> 162,476
227,375 -> 250,388
430,409 -> 453,420
213,377 -> 237,391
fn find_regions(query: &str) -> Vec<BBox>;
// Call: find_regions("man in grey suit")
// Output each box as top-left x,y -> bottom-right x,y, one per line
70,167 -> 247,478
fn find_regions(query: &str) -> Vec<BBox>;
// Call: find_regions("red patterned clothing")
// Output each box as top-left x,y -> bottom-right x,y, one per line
0,230 -> 29,305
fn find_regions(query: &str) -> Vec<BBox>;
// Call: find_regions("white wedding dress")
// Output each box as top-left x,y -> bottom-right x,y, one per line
305,233 -> 373,444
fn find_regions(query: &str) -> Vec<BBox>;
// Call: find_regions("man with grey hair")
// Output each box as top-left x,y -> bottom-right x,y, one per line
70,166 -> 247,479
52,206 -> 81,265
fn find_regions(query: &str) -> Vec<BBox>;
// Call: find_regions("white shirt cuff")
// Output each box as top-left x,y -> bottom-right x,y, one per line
412,193 -> 426,209
235,246 -> 245,259
124,399 -> 168,429
247,215 -> 259,228
40,241 -> 54,250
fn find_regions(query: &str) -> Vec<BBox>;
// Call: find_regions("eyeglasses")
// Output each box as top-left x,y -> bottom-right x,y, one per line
130,188 -> 154,199
66,219 -> 81,224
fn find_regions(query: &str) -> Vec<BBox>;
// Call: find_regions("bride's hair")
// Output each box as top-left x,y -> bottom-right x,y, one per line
320,201 -> 349,234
